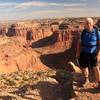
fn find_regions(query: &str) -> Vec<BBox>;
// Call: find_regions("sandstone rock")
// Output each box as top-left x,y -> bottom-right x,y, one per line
55,69 -> 76,99
0,36 -> 48,73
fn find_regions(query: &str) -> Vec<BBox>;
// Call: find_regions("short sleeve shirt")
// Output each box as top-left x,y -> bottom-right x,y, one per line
81,28 -> 100,54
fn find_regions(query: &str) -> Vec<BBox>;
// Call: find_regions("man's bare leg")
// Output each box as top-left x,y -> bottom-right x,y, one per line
93,66 -> 100,88
81,67 -> 90,84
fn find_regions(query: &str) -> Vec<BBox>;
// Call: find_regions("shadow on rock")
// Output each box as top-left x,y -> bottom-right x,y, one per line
11,80 -> 76,100
31,32 -> 58,48
11,81 -> 58,100
40,38 -> 78,70
11,84 -> 35,100
0,96 -> 16,100
31,81 -> 75,100
77,87 -> 100,94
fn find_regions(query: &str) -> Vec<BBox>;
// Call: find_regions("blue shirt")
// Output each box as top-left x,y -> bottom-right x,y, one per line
81,28 -> 100,54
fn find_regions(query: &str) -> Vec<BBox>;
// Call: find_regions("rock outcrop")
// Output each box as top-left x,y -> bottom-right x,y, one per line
0,36 -> 48,73
0,18 -> 96,72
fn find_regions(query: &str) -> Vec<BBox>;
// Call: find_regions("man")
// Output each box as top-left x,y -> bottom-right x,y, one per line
76,17 -> 100,88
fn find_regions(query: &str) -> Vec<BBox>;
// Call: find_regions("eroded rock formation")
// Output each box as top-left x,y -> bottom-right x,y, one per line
0,36 -> 48,73
1,18 -> 99,72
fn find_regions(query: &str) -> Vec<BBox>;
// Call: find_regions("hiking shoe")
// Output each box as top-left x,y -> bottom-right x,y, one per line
78,77 -> 90,87
83,79 -> 90,87
77,80 -> 90,87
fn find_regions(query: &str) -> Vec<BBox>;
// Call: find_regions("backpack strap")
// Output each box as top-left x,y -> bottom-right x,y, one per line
94,26 -> 100,55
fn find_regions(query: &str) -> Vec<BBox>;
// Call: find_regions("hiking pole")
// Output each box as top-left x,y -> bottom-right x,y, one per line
76,57 -> 80,66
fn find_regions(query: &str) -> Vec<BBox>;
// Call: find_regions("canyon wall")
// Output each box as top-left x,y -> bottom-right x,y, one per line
0,18 -> 99,72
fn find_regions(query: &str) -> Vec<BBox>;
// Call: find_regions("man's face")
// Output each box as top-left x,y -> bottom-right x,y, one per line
85,20 -> 94,30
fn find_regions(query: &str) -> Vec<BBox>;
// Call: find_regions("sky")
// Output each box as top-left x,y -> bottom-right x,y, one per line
0,0 -> 100,20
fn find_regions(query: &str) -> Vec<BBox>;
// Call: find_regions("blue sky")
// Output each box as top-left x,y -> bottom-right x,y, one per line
0,0 -> 100,20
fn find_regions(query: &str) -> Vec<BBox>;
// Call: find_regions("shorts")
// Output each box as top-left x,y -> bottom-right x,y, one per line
79,51 -> 97,68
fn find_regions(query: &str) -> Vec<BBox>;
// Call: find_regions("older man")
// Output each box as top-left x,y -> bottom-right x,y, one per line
76,17 -> 100,88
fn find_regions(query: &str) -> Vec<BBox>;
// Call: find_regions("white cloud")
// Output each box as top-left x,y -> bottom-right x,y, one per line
0,7 -> 100,20
0,3 -> 18,8
0,1 -> 87,10
15,1 -> 87,9
29,10 -> 63,15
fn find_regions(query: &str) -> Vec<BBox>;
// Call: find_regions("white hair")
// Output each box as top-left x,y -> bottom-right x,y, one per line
86,17 -> 94,25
